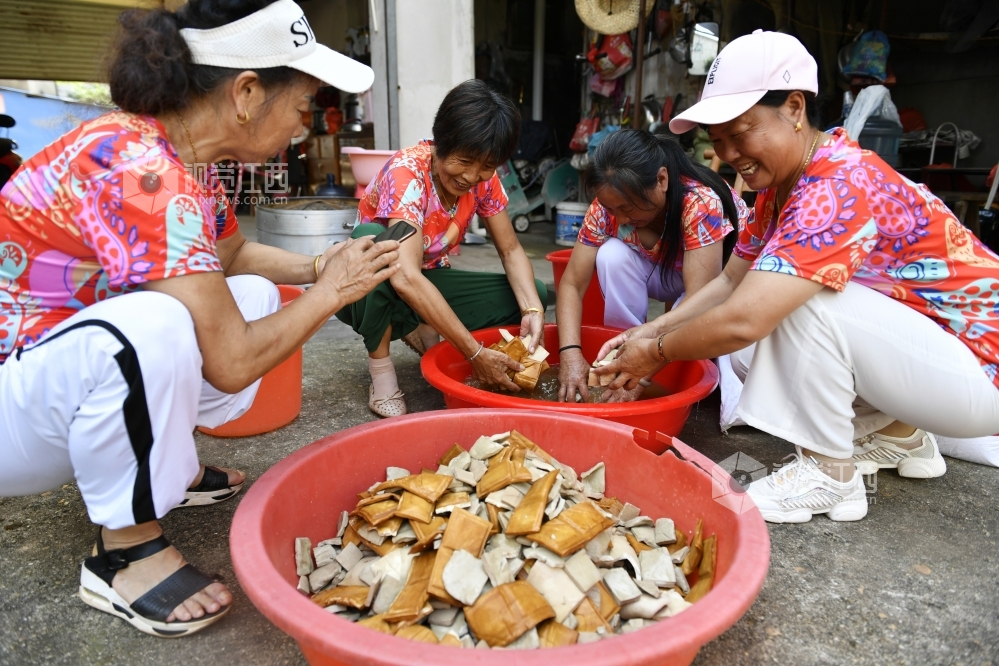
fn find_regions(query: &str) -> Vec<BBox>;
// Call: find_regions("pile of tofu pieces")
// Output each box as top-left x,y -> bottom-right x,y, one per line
293,430 -> 717,649
490,329 -> 550,392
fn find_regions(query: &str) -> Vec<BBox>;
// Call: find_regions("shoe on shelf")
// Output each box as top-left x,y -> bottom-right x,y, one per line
746,448 -> 868,524
368,384 -> 407,418
853,430 -> 947,479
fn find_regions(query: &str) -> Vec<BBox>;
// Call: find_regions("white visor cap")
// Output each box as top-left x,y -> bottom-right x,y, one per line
669,30 -> 817,134
180,0 -> 374,93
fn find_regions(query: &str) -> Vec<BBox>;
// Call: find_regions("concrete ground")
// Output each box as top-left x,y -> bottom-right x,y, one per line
1,219 -> 996,666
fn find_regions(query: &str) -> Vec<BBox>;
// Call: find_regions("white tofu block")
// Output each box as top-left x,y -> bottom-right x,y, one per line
674,566 -> 690,594
469,459 -> 488,482
581,462 -> 606,496
442,549 -> 488,606
436,465 -> 455,477
454,468 -> 476,486
670,546 -> 690,565
564,550 -> 603,592
635,578 -> 661,599
318,537 -> 342,548
336,511 -> 349,537
621,618 -> 646,634
602,568 -> 642,605
528,346 -> 550,363
631,525 -> 657,548
308,561 -> 343,592
371,575 -> 406,614
482,548 -> 515,588
653,589 -> 693,618
428,606 -> 460,627
392,521 -> 417,544
295,537 -> 313,576
486,534 -> 522,558
356,523 -> 386,546
654,518 -> 676,545
639,548 -> 676,588
334,542 -> 363,572
386,466 -> 410,481
506,627 -> 540,649
561,612 -> 578,631
577,631 -> 602,644
623,516 -> 654,529
499,328 -> 515,342
526,561 -> 585,623
370,547 -> 415,584
313,543 -> 338,569
449,451 -> 472,471
584,528 -> 614,560
470,436 -> 504,460
523,545 -> 564,569
507,557 -> 525,578
297,575 -> 310,595
618,502 -> 642,523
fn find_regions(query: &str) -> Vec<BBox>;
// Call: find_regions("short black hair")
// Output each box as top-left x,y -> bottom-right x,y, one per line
756,90 -> 820,128
108,0 -> 308,115
432,79 -> 521,166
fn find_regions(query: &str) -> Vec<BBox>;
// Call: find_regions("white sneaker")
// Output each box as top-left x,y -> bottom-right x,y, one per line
747,448 -> 868,523
852,430 -> 946,479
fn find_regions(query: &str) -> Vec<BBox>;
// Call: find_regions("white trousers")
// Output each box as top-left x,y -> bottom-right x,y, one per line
728,281 -> 999,459
0,275 -> 281,528
596,238 -> 684,329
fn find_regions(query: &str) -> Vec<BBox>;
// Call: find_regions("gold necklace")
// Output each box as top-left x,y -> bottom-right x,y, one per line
431,156 -> 456,217
175,111 -> 199,167
775,129 -> 821,217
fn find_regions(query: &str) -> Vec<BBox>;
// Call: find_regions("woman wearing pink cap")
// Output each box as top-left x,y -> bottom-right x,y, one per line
595,30 -> 999,524
0,0 -> 400,636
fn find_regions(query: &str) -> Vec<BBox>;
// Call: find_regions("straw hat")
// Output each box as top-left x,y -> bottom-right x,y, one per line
575,0 -> 655,35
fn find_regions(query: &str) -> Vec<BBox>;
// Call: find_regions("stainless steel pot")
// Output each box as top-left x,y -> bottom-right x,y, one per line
255,197 -> 359,255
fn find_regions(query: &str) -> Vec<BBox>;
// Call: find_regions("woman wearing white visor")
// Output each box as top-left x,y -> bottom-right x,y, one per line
0,0 -> 400,636
594,30 -> 999,524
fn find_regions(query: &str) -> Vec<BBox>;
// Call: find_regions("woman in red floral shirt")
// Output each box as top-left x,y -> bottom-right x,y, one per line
0,0 -> 399,637
597,31 -> 999,524
340,80 -> 547,417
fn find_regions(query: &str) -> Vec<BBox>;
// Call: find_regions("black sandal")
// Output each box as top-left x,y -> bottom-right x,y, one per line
78,530 -> 230,637
179,465 -> 244,507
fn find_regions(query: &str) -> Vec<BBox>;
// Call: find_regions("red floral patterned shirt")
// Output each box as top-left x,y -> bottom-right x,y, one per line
735,127 -> 999,387
0,112 -> 236,359
577,175 -> 747,267
356,140 -> 508,270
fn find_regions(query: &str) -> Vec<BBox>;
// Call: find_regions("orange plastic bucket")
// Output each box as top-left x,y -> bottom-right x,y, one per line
199,285 -> 305,438
546,248 -> 605,327
421,324 -> 718,453
230,409 -> 770,666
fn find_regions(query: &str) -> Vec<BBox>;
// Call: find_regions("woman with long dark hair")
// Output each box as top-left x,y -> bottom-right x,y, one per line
556,129 -> 749,402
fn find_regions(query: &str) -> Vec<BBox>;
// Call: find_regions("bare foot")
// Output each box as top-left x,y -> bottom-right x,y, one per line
189,464 -> 245,489
102,523 -> 232,622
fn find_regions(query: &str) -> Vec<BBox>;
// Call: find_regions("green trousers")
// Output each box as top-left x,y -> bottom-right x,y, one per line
336,223 -> 548,352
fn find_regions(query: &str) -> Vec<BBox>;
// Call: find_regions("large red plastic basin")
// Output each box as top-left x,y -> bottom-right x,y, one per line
230,409 -> 770,666
547,248 -> 605,327
199,285 -> 304,437
420,324 -> 718,453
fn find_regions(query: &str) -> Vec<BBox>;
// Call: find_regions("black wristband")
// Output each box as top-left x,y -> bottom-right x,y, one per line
559,344 -> 583,354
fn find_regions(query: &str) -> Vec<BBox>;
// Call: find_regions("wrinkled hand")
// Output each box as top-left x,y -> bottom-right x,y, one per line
593,338 -> 662,391
557,349 -> 590,403
600,383 -> 646,403
317,237 -> 400,306
519,312 -> 544,353
471,347 -> 523,392
316,240 -> 349,274
596,321 -> 659,362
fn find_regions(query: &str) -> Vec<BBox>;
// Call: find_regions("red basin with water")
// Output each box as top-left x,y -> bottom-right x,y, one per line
230,409 -> 770,666
421,324 -> 718,453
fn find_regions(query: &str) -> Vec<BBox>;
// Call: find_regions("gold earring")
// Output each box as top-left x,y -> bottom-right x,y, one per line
237,110 -> 250,125
795,121 -> 802,132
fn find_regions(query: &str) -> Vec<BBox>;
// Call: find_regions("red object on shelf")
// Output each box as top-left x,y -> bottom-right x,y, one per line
547,248 -> 606,327
230,409 -> 770,666
421,324 -> 718,451
198,285 -> 305,438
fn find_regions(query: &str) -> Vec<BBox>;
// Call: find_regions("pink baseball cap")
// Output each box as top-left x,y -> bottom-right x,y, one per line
669,30 -> 817,134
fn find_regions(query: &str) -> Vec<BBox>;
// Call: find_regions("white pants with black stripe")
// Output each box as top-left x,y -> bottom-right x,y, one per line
727,281 -> 999,459
0,275 -> 281,529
